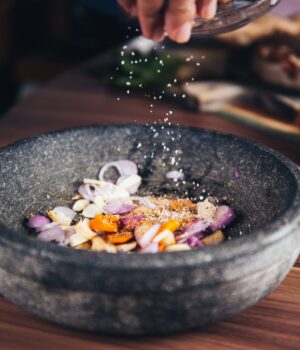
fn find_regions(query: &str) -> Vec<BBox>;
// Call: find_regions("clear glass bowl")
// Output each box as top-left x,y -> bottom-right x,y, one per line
193,0 -> 281,36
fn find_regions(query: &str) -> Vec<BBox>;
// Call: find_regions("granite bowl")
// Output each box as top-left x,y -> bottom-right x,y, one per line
0,125 -> 299,335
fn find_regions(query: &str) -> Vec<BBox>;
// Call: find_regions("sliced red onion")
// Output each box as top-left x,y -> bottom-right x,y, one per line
137,223 -> 161,248
103,199 -> 136,215
120,215 -> 143,230
27,215 -> 50,229
36,222 -> 59,233
166,170 -> 184,180
176,219 -> 209,243
131,196 -> 156,209
140,242 -> 159,253
187,235 -> 204,249
117,174 -> 142,194
210,205 -> 235,231
37,225 -> 65,244
99,160 -> 138,182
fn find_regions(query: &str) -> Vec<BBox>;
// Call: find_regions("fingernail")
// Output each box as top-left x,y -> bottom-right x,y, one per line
201,1 -> 217,19
130,6 -> 137,17
152,27 -> 165,42
172,21 -> 193,44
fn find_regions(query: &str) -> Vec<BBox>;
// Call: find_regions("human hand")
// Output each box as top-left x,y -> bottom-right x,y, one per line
118,0 -> 218,43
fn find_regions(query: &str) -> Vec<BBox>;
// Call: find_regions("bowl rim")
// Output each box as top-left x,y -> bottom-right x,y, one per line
0,124 -> 300,270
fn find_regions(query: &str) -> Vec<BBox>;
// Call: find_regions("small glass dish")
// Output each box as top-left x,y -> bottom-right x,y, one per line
193,0 -> 281,36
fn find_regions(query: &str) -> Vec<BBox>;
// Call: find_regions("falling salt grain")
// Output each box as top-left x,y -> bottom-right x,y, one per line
182,94 -> 186,99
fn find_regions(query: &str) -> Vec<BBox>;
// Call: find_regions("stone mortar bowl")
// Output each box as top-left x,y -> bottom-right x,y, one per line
0,125 -> 299,335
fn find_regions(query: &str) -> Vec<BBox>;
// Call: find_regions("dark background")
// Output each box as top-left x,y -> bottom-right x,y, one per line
0,0 -> 137,116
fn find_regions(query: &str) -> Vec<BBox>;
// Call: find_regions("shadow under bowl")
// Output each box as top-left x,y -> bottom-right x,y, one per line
0,124 -> 299,335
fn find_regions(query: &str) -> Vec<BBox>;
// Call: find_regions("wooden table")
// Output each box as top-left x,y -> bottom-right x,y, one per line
0,58 -> 300,350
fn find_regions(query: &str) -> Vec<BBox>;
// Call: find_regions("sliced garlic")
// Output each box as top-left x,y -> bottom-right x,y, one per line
94,196 -> 106,212
165,244 -> 191,252
91,237 -> 118,253
48,209 -> 72,226
153,229 -> 175,247
69,233 -> 89,247
72,199 -> 89,212
91,236 -> 107,251
153,229 -> 172,243
82,204 -> 102,218
75,220 -> 97,240
116,241 -> 137,252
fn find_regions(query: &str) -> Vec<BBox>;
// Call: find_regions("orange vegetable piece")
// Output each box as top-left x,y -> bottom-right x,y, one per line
159,242 -> 165,252
107,232 -> 133,244
89,215 -> 119,233
159,220 -> 181,233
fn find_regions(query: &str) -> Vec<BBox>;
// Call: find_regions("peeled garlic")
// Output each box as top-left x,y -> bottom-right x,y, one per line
165,244 -> 191,252
82,204 -> 101,218
72,199 -> 89,212
48,207 -> 74,226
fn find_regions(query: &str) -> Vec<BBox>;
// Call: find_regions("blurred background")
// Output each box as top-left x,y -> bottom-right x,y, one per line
0,0 -> 299,130
0,0 -> 140,115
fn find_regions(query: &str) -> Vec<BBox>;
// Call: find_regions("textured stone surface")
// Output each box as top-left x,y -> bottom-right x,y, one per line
0,125 -> 299,334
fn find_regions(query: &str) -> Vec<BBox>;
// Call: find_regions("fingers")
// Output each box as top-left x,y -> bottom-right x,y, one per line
137,0 -> 166,42
197,0 -> 218,19
117,0 -> 137,17
165,0 -> 197,43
